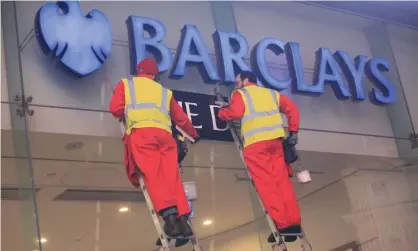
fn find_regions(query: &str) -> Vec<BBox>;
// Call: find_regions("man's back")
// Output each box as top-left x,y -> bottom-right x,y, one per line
239,85 -> 280,111
129,76 -> 167,103
122,76 -> 173,135
236,85 -> 285,147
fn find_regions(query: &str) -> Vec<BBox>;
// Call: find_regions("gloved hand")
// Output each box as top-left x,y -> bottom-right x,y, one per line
286,131 -> 298,146
192,136 -> 201,144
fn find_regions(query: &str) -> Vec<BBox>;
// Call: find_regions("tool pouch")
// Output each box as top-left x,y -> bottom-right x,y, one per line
172,124 -> 188,164
283,138 -> 299,164
177,139 -> 188,163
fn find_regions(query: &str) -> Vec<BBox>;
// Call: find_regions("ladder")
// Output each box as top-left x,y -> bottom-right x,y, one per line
119,123 -> 203,251
213,86 -> 312,251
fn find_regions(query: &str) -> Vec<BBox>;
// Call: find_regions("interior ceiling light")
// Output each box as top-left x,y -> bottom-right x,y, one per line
40,238 -> 47,243
202,219 -> 213,226
119,207 -> 130,212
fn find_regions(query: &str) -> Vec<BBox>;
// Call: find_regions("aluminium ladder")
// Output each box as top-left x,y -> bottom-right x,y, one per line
119,123 -> 203,251
213,86 -> 313,251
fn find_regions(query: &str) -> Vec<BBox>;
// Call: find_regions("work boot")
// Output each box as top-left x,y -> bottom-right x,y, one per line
267,225 -> 301,243
174,238 -> 190,247
177,215 -> 193,237
156,237 -> 190,247
163,214 -> 183,238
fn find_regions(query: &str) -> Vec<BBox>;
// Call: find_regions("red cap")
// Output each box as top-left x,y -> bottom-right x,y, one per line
137,58 -> 159,75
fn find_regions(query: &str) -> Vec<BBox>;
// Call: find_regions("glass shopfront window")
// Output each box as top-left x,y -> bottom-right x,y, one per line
2,1 -> 417,251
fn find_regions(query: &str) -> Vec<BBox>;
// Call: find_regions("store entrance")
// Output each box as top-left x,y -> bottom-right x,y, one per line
2,130 -> 418,251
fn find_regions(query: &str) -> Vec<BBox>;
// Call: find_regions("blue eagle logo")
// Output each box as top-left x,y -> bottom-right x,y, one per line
35,1 -> 112,76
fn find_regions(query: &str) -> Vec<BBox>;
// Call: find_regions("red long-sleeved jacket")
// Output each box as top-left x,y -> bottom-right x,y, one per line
218,83 -> 300,132
109,74 -> 198,187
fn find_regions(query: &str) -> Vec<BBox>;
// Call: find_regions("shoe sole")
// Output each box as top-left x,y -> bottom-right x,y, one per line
156,236 -> 192,246
166,233 -> 183,238
164,227 -> 183,239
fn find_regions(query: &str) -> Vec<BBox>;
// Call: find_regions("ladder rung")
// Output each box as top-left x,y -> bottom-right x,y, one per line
279,233 -> 304,237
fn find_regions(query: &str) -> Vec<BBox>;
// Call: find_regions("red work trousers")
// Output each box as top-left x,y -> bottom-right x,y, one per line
243,138 -> 301,229
130,128 -> 190,216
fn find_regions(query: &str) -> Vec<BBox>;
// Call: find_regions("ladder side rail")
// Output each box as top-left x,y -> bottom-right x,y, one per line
189,222 -> 203,251
137,172 -> 172,250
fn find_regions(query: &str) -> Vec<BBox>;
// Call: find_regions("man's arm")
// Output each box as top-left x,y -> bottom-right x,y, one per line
217,91 -> 245,121
279,94 -> 300,132
170,97 -> 198,138
109,81 -> 125,120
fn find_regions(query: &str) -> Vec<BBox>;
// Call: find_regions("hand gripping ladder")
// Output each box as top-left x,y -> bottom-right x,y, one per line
213,87 -> 312,251
119,123 -> 203,251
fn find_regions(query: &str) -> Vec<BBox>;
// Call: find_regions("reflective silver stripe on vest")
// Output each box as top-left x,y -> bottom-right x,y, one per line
128,119 -> 171,128
125,79 -> 171,127
127,79 -> 169,114
241,88 -> 280,123
243,123 -> 283,139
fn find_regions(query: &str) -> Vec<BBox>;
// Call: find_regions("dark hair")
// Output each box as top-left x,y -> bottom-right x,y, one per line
238,71 -> 257,83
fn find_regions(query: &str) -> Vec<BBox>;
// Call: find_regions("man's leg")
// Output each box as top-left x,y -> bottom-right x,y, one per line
268,139 -> 302,242
130,130 -> 182,237
272,139 -> 301,226
159,134 -> 192,237
243,141 -> 289,227
174,137 -> 190,217
155,144 -> 192,247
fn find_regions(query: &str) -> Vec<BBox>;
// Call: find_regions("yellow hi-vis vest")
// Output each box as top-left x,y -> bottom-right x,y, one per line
237,85 -> 285,147
123,77 -> 173,135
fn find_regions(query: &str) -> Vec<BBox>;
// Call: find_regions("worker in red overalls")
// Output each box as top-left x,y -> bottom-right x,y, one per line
109,58 -> 200,238
218,71 -> 301,243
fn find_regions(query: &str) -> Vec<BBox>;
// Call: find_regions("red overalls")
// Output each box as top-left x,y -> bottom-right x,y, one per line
218,84 -> 301,229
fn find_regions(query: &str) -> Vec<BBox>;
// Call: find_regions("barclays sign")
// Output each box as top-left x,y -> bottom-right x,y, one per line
35,1 -> 396,105
35,1 -> 112,76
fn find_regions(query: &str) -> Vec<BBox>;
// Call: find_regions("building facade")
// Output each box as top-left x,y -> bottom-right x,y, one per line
1,1 -> 418,251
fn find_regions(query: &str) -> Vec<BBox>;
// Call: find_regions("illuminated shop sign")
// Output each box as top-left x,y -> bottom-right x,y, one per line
36,1 -> 396,105
36,1 -> 112,76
